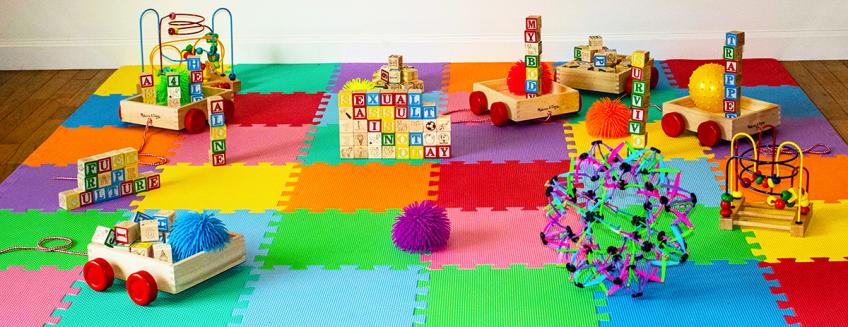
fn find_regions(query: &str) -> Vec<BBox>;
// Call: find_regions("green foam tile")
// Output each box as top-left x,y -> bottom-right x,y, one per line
235,63 -> 340,94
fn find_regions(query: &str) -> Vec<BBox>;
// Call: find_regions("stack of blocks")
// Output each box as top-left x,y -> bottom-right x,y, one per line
93,210 -> 177,263
166,72 -> 181,108
571,36 -> 627,73
139,72 -> 156,104
372,55 -> 425,90
208,96 -> 227,166
58,148 -> 161,210
628,50 -> 653,148
524,15 -> 542,98
338,88 -> 451,159
188,56 -> 204,103
724,30 -> 745,119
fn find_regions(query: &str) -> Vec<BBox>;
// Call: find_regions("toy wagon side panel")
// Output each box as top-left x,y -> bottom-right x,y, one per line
172,232 -> 246,293
555,64 -> 630,94
87,243 -> 178,293
663,95 -> 780,140
119,87 -> 234,131
513,82 -> 580,121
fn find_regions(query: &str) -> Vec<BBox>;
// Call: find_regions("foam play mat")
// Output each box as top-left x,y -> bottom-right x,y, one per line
1,59 -> 847,327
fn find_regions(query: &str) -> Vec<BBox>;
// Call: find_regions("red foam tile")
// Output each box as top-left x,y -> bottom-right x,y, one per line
169,125 -> 312,165
761,258 -> 848,326
432,161 -> 569,211
662,58 -> 798,88
232,92 -> 328,126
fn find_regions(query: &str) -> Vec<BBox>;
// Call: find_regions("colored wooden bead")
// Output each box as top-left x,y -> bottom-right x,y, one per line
720,193 -> 734,202
774,199 -> 786,209
720,208 -> 732,217
720,200 -> 732,210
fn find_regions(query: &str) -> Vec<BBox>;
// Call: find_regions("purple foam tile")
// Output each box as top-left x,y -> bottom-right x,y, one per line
707,117 -> 848,158
445,121 -> 574,164
330,62 -> 447,93
0,165 -> 157,212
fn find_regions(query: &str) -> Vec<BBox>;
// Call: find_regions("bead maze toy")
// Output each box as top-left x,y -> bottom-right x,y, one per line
469,15 -> 581,126
58,148 -> 161,210
662,31 -> 781,147
541,140 -> 697,297
719,130 -> 813,237
628,50 -> 653,149
119,8 -> 238,134
371,55 -> 425,90
555,36 -> 659,94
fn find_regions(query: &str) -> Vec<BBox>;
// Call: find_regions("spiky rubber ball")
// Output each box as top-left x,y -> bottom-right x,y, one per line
168,211 -> 231,262
506,61 -> 553,96
586,97 -> 631,139
392,201 -> 451,253
688,63 -> 725,112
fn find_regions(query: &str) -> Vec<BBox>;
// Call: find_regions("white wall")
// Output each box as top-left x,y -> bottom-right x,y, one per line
1,0 -> 847,69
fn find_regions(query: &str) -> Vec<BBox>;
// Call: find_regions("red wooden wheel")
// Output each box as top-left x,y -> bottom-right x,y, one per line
222,98 -> 235,122
117,105 -> 123,121
696,120 -> 722,147
469,91 -> 488,115
662,112 -> 686,137
490,102 -> 510,127
83,258 -> 114,292
126,271 -> 158,306
183,108 -> 207,134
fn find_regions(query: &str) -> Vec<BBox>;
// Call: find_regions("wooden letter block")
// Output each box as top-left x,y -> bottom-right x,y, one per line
724,73 -> 738,87
723,46 -> 742,60
524,30 -> 539,43
593,54 -> 607,68
97,172 -> 112,188
630,50 -> 650,68
525,41 -> 542,56
725,60 -> 740,73
525,55 -> 539,68
120,181 -> 134,196
526,67 -> 539,80
124,165 -> 138,181
423,146 -> 438,159
410,146 -> 423,159
190,70 -> 204,83
380,92 -> 395,106
97,157 -> 112,173
724,86 -> 740,100
382,133 -> 395,146
80,191 -> 94,206
382,146 -> 396,159
145,172 -> 161,190
367,146 -> 382,159
209,113 -> 226,127
394,92 -> 408,106
388,55 -> 403,69
141,87 -> 156,104
122,148 -> 138,166
631,108 -> 647,122
726,31 -> 745,47
139,73 -> 155,88
631,133 -> 648,149
110,168 -> 125,184
187,56 -> 202,71
166,72 -> 180,87
525,80 -> 539,93
167,97 -> 181,108
352,93 -> 367,107
208,96 -> 225,114
631,94 -> 644,108
366,92 -> 380,106
525,15 -> 541,31
631,67 -> 644,81
152,243 -> 173,263
140,219 -> 160,242
394,106 -> 408,119
437,145 -> 452,158
114,221 -> 140,245
573,46 -> 583,60
211,139 -> 226,153
588,35 -> 603,48
58,189 -> 82,210
212,153 -> 227,166
396,146 -> 410,159
130,242 -> 154,257
628,120 -> 646,135
210,126 -> 227,140
723,100 -> 740,113
725,112 -> 739,119
382,119 -> 395,133
91,226 -> 115,245
631,80 -> 647,96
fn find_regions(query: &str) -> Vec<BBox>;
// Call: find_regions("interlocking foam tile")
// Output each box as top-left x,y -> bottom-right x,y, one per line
318,91 -> 445,127
257,209 -> 421,269
422,208 -> 560,269
53,265 -> 253,327
231,92 -> 328,127
707,117 -> 848,158
0,165 -> 149,212
564,121 -> 710,160
740,86 -> 827,119
650,205 -> 760,265
661,58 -> 798,88
23,126 -> 182,167
0,266 -> 81,326
279,162 -> 437,213
445,62 -> 515,92
169,125 -> 311,165
664,158 -> 723,207
61,94 -> 130,128
432,161 -> 568,211
444,122 -> 572,164
329,62 -> 449,93
763,258 -> 848,326
132,163 -> 299,213
297,123 -> 438,165
743,201 -> 848,263
419,265 -> 604,326
0,210 -> 127,269
234,266 -> 427,326
597,261 -> 793,327
235,63 -> 340,94
94,65 -> 143,96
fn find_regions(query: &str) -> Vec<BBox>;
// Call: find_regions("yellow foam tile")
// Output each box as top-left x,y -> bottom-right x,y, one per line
131,163 -> 300,213
95,65 -> 144,96
564,121 -> 710,161
746,201 -> 848,262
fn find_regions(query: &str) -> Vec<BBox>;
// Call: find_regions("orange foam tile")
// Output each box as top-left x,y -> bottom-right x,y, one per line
23,126 -> 182,167
446,62 -> 516,92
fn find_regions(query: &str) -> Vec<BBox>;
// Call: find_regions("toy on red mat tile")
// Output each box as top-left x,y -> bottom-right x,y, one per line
58,148 -> 161,210
83,211 -> 245,306
662,31 -> 781,147
719,129 -> 814,237
119,8 -> 239,134
556,35 -> 659,95
392,201 -> 451,253
469,15 -> 581,126
541,140 -> 697,297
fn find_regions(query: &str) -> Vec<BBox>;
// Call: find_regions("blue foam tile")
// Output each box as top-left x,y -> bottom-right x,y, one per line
664,158 -> 723,207
232,265 -> 427,327
62,94 -> 131,128
597,261 -> 794,327
654,60 -> 677,91
740,86 -> 824,119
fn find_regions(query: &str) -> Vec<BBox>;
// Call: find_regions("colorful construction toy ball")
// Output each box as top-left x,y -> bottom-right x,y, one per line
688,63 -> 725,113
507,61 -> 553,96
392,201 -> 451,253
541,141 -> 697,297
586,97 -> 631,139
168,211 -> 231,262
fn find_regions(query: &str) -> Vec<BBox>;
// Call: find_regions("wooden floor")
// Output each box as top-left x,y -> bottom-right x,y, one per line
0,61 -> 846,183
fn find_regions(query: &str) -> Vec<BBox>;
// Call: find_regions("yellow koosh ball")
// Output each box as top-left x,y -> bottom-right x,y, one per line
688,63 -> 725,112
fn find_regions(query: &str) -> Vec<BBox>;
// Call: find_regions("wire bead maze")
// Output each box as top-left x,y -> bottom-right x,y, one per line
138,8 -> 236,83
541,141 -> 697,297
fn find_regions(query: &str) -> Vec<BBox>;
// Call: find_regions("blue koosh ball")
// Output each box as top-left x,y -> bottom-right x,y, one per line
168,211 -> 231,262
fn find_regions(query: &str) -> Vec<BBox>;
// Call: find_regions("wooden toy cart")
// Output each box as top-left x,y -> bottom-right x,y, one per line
555,59 -> 631,94
661,95 -> 780,147
82,232 -> 246,306
469,79 -> 581,126
721,197 -> 813,237
119,86 -> 235,134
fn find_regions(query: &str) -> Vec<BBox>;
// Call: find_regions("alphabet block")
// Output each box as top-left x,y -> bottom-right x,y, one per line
525,15 -> 541,31
525,41 -> 542,56
212,153 -> 227,166
114,221 -> 140,245
631,133 -> 648,149
630,50 -> 650,68
525,55 -> 539,68
726,31 -> 745,47
210,126 -> 227,140
91,226 -> 115,245
130,242 -> 154,257
628,120 -> 646,135
140,219 -> 160,242
631,108 -> 647,122
593,55 -> 607,67
525,80 -> 539,93
526,67 -> 539,80
524,30 -> 539,43
58,189 -> 82,210
152,243 -> 173,263
139,73 -> 155,88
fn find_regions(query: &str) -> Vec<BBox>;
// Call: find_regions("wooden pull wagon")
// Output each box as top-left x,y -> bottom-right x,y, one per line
469,79 -> 581,126
661,96 -> 781,147
119,86 -> 235,134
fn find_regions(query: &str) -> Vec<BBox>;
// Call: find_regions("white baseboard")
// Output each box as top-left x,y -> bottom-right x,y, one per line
1,30 -> 846,70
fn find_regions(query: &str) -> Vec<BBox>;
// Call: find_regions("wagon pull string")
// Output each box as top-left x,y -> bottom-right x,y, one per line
759,143 -> 831,156
0,236 -> 86,256
440,108 -> 490,123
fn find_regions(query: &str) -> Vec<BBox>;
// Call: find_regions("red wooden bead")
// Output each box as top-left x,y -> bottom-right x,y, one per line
800,206 -> 810,215
774,199 -> 786,209
720,201 -> 732,210
720,208 -> 732,217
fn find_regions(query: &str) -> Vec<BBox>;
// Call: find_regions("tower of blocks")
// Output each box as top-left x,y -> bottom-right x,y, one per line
139,72 -> 156,104
338,88 -> 451,159
570,35 -> 628,72
188,55 -> 204,103
628,50 -> 653,148
723,31 -> 745,119
372,55 -> 425,90
58,148 -> 161,210
524,15 -> 542,98
166,71 -> 181,108
208,96 -> 227,166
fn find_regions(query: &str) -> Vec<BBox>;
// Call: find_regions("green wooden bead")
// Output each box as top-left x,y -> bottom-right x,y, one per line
721,193 -> 734,202
781,190 -> 792,201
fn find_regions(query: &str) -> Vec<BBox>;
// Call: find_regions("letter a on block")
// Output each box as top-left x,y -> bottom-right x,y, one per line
139,73 -> 154,88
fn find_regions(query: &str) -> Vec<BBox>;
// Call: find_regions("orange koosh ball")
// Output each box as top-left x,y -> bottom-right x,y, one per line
586,97 -> 631,139
688,63 -> 725,113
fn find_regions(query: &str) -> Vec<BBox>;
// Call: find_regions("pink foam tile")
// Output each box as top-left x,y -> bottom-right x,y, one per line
443,92 -> 489,124
0,266 -> 82,326
422,208 -> 578,269
168,125 -> 312,165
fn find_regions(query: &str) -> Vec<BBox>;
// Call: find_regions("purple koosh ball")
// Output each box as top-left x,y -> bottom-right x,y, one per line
392,200 -> 451,253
